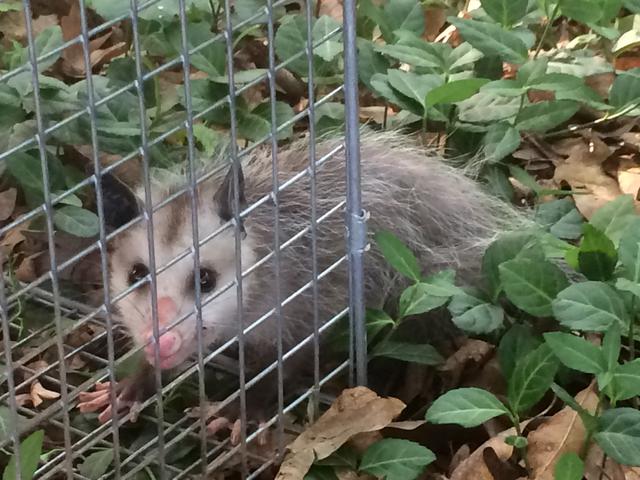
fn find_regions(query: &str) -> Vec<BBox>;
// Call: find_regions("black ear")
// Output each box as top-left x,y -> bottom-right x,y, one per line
99,173 -> 141,230
214,163 -> 246,223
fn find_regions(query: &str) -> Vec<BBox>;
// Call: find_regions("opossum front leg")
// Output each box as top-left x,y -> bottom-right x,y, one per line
77,362 -> 155,424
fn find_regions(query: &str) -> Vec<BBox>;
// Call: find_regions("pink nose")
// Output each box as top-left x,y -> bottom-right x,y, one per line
145,331 -> 182,359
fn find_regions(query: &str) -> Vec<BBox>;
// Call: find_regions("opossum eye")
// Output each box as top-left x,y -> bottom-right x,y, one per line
198,268 -> 216,293
128,263 -> 149,286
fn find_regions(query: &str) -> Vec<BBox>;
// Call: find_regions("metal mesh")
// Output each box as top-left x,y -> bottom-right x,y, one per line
0,0 -> 364,478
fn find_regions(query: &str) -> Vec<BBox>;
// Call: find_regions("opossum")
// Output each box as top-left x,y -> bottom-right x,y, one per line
77,129 -> 525,437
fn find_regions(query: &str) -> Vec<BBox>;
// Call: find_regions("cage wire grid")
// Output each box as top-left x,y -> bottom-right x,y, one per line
0,0 -> 366,478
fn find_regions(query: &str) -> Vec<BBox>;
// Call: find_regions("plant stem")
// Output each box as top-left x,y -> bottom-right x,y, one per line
534,1 -> 562,59
512,413 -> 532,473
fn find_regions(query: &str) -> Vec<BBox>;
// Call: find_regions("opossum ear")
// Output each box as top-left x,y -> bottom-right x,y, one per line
99,173 -> 141,231
214,163 -> 246,223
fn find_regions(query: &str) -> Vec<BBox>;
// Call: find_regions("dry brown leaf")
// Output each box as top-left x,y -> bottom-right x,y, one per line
15,251 -> 45,282
424,7 -> 447,41
30,380 -> 60,407
15,393 -> 33,407
450,421 -> 530,480
439,338 -> 494,390
526,382 -> 599,480
60,3 -> 127,78
584,443 -> 625,480
0,11 -> 58,47
275,386 -> 406,480
553,136 -> 622,219
359,106 -> 392,124
0,188 -> 17,221
618,159 -> 640,199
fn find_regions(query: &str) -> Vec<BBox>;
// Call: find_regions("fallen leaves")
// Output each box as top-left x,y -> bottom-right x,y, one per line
0,188 -> 17,221
527,383 -> 599,480
60,3 -> 127,78
276,387 -> 406,480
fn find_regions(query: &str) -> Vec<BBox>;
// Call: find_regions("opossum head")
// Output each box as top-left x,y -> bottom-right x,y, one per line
103,167 -> 256,370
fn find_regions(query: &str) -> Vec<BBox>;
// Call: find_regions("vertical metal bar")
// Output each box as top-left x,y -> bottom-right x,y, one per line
303,0 -> 321,416
0,270 -> 23,480
342,0 -> 367,386
264,0 -> 285,455
176,1 -> 208,476
222,1 -> 248,474
20,1 -> 73,476
76,1 -> 122,476
129,1 -> 167,477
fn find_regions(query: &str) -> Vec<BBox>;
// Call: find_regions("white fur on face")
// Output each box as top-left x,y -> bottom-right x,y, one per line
108,194 -> 257,369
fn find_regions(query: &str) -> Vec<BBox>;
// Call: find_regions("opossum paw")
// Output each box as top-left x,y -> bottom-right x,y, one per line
77,380 -> 143,424
198,408 -> 270,447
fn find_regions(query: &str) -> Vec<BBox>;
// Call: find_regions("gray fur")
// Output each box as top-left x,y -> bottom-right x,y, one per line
108,128 -> 528,380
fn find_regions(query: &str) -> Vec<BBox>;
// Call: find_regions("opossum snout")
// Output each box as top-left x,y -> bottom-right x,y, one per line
142,296 -> 184,369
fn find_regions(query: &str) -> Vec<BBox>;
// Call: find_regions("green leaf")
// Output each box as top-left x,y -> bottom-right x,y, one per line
551,383 -> 598,431
365,309 -> 396,343
21,26 -> 63,72
615,278 -> 640,300
426,387 -> 511,427
78,449 -> 115,480
602,322 -> 621,373
360,439 -> 435,480
608,359 -> 640,402
369,73 -> 423,113
560,0 -> 607,23
315,445 -> 358,468
399,283 -> 452,317
371,340 -> 444,366
543,332 -> 606,374
619,217 -> 640,282
53,206 -> 100,238
590,195 -> 637,246
237,101 -> 295,142
86,0 -> 211,20
499,258 -> 569,317
554,452 -> 584,480
515,100 -> 580,133
425,78 -> 489,107
552,282 -> 630,331
448,17 -> 528,64
480,0 -> 528,26
482,231 -> 541,297
167,22 -> 226,77
381,0 -> 425,41
498,323 -> 541,382
595,408 -> 640,466
452,302 -> 504,334
535,199 -> 584,240
505,435 -> 528,448
625,0 -> 640,12
375,44 -> 442,68
374,230 -> 421,281
275,16 -> 329,76
386,70 -> 443,111
0,2 -> 20,12
508,343 -> 559,414
457,91 -> 521,123
610,68 -> 640,112
312,16 -> 343,62
304,465 -> 338,480
483,122 -> 521,163
578,224 -> 617,281
2,430 -> 44,480
357,40 -> 390,91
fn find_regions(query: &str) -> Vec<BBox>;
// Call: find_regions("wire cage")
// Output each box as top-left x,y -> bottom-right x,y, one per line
0,0 -> 366,478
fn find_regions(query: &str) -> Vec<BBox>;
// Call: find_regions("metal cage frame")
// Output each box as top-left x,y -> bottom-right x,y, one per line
0,0 -> 366,478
